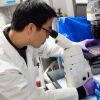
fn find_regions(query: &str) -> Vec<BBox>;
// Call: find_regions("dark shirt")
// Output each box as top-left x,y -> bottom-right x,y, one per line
3,27 -> 27,64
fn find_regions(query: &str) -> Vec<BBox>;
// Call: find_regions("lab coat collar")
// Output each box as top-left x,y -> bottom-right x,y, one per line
0,25 -> 27,67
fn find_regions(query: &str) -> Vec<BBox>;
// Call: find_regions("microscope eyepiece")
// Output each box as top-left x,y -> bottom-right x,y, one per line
49,30 -> 58,38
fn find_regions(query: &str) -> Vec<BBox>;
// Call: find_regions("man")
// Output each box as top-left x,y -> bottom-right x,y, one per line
0,0 -> 94,100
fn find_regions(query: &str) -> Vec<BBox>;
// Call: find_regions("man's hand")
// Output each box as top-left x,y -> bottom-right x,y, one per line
79,39 -> 100,52
83,78 -> 95,96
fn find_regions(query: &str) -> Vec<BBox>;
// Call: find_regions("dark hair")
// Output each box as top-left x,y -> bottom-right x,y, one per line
11,0 -> 57,31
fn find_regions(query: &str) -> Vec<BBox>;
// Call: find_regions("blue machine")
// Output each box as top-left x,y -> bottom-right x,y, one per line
58,17 -> 93,42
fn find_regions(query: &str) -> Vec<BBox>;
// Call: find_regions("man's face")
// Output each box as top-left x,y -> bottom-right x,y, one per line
30,18 -> 53,48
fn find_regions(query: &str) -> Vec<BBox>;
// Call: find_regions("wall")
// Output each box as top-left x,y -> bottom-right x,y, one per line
53,0 -> 68,16
65,0 -> 75,16
43,0 -> 75,16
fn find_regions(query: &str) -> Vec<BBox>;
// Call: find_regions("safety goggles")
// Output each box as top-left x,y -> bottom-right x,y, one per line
41,27 -> 58,38
41,27 -> 52,35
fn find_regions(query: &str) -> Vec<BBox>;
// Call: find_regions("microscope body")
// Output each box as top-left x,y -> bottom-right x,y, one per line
50,32 -> 93,88
62,44 -> 92,87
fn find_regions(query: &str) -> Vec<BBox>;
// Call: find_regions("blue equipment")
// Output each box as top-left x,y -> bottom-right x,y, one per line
58,17 -> 93,42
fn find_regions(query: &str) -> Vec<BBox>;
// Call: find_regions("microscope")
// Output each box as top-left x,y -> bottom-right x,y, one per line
50,0 -> 100,86
50,30 -> 92,88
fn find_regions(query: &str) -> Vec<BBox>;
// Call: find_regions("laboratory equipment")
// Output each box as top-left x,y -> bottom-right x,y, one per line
86,0 -> 100,74
88,45 -> 100,56
58,17 -> 93,42
87,0 -> 100,39
50,30 -> 93,88
83,44 -> 100,75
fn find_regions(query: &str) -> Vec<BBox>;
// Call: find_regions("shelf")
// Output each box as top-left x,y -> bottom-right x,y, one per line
0,0 -> 20,7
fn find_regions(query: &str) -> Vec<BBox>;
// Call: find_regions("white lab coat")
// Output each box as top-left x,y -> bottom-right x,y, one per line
0,25 -> 78,100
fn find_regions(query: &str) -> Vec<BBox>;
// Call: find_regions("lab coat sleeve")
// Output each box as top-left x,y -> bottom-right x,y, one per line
0,65 -> 78,100
27,85 -> 78,100
0,68 -> 35,100
38,36 -> 64,58
46,88 -> 78,100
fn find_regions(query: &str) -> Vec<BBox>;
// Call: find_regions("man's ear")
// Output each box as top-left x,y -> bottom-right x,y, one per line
27,23 -> 36,35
